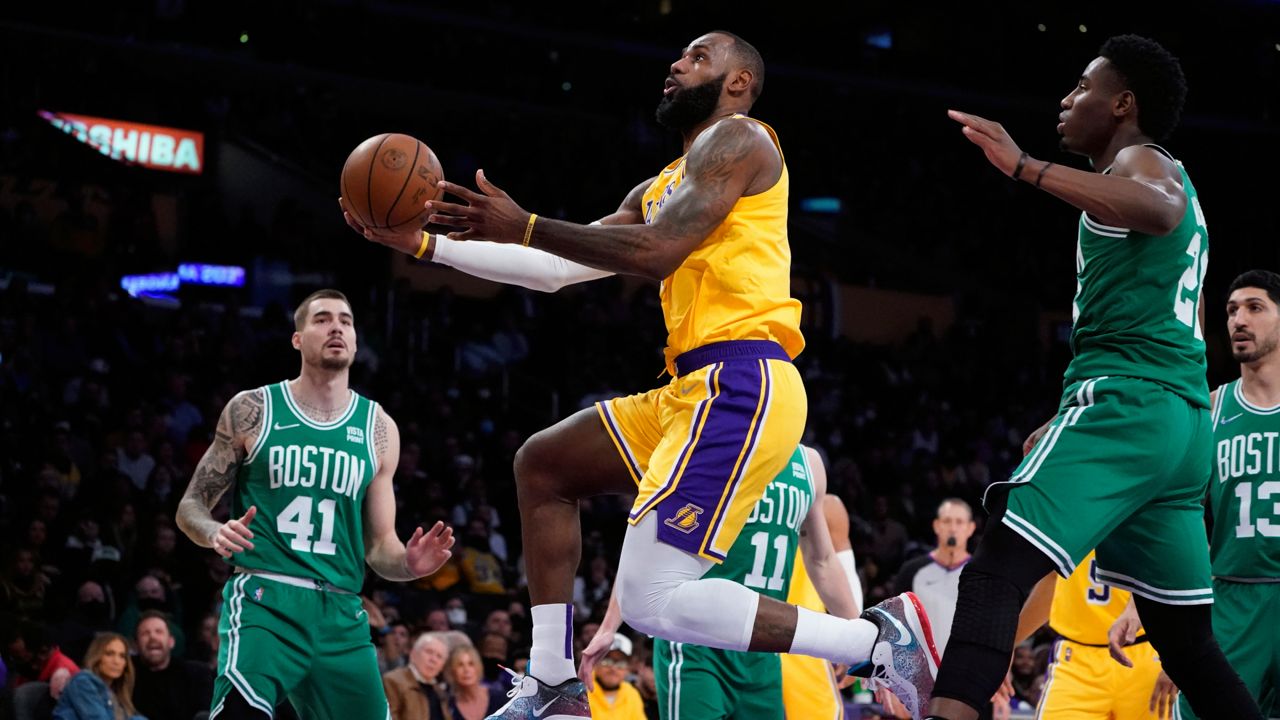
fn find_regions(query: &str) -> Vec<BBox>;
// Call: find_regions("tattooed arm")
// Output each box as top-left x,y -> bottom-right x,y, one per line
423,117 -> 782,281
176,389 -> 263,556
363,407 -> 454,581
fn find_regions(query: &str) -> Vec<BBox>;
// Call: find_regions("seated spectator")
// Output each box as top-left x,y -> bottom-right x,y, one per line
477,632 -> 509,685
7,622 -> 80,701
115,574 -> 184,656
1010,641 -> 1045,711
443,597 -> 472,635
132,611 -> 212,720
457,519 -> 505,596
424,608 -> 451,633
53,632 -> 143,720
2,547 -> 52,624
480,610 -> 512,641
383,632 -> 450,720
586,634 -> 645,720
445,645 -> 505,720
573,556 -> 612,621
190,613 -> 220,667
378,620 -> 410,674
115,432 -> 154,493
57,581 -> 113,665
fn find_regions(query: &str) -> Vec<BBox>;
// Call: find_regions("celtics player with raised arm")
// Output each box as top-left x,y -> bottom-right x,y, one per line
577,445 -> 860,720
175,289 -> 456,720
918,36 -> 1263,720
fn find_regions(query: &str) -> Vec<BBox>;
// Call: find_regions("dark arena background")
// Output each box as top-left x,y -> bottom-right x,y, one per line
1,1 -> 1278,718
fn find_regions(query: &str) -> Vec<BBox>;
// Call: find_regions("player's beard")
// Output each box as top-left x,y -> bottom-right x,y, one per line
656,74 -> 726,132
318,354 -> 352,371
308,346 -> 353,371
1234,329 -> 1280,363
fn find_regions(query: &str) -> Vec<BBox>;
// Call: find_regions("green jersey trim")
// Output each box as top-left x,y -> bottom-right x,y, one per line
364,401 -> 380,477
797,444 -> 815,500
1235,381 -> 1280,415
245,387 -> 273,464
1081,213 -> 1129,238
279,381 -> 359,430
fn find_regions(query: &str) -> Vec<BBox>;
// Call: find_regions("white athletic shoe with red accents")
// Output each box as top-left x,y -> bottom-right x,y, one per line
856,591 -> 942,720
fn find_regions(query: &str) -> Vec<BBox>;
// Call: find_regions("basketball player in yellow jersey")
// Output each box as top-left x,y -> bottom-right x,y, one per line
346,30 -> 938,720
1028,551 -> 1175,719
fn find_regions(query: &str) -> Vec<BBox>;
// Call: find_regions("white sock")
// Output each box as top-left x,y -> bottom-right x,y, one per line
529,603 -> 576,685
788,606 -> 878,666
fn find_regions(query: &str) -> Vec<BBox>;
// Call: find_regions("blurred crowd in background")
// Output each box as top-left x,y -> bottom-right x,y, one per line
2,1 -> 1279,718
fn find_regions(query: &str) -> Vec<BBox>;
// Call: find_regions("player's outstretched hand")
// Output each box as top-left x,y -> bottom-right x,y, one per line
1107,610 -> 1142,667
338,197 -> 424,256
948,110 -> 1025,178
210,506 -> 257,557
428,169 -> 533,244
405,521 -> 455,578
577,627 -> 615,690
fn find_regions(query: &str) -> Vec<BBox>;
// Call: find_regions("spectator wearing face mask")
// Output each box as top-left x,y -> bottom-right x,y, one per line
477,632 -> 509,685
58,581 -> 114,664
443,597 -> 471,634
116,574 -> 186,657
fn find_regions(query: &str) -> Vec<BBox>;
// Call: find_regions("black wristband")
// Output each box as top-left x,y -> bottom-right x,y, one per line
1035,161 -> 1053,188
1012,152 -> 1029,181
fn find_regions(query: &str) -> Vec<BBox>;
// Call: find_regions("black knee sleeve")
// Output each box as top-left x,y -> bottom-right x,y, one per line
932,521 -> 1058,712
1135,597 -> 1263,720
215,689 -> 273,720
949,520 -> 1058,654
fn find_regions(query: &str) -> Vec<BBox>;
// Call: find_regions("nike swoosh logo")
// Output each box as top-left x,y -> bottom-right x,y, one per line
274,422 -> 300,430
1221,413 -> 1243,425
880,609 -> 914,647
679,382 -> 699,396
533,698 -> 557,717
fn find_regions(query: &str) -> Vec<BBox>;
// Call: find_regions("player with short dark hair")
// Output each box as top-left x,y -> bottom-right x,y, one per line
176,290 -> 455,720
929,35 -> 1262,720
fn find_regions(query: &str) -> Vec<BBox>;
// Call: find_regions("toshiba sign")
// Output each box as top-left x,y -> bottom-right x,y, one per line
39,110 -> 204,174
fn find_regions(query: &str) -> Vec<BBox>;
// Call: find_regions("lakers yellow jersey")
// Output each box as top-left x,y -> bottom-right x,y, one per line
640,115 -> 804,374
1050,550 -> 1141,646
786,547 -> 824,611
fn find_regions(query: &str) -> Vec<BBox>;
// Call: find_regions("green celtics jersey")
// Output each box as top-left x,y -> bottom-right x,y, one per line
1065,145 -> 1209,408
230,381 -> 379,593
1209,380 -> 1280,581
708,445 -> 814,602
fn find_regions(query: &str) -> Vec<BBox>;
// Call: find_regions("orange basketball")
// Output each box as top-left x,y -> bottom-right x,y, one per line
340,133 -> 444,230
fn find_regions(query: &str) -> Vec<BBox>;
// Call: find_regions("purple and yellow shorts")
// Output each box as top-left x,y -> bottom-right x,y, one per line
596,340 -> 807,562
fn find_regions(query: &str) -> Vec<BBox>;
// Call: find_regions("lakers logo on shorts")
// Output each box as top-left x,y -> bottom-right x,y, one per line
665,503 -> 704,534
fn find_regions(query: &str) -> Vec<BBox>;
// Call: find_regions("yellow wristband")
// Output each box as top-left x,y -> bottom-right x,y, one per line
522,213 -> 538,247
414,232 -> 431,259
